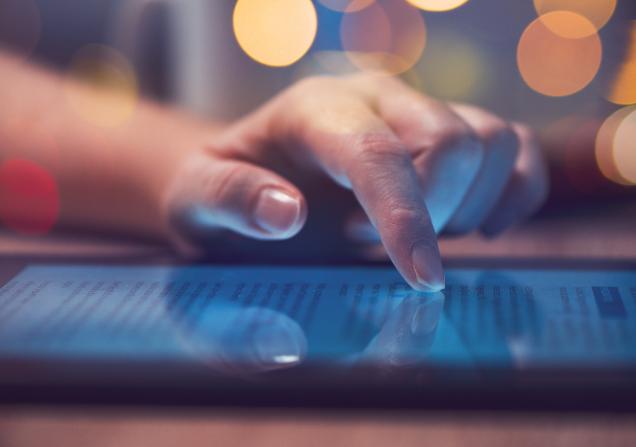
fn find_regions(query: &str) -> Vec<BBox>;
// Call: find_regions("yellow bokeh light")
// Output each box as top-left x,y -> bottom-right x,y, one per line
517,12 -> 602,97
534,0 -> 616,37
65,45 -> 138,128
613,108 -> 636,184
340,0 -> 426,75
233,0 -> 317,68
607,21 -> 636,106
317,0 -> 374,13
416,32 -> 491,101
406,0 -> 470,13
595,106 -> 634,185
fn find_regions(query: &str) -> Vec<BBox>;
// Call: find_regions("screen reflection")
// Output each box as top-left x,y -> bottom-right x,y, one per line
0,265 -> 635,382
164,267 -> 445,376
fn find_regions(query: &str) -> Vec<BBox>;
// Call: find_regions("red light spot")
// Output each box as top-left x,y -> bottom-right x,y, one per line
0,159 -> 60,235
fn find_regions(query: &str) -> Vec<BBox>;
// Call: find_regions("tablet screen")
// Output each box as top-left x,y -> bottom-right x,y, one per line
0,264 -> 635,375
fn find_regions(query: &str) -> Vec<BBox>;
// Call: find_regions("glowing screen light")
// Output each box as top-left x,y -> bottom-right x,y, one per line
517,12 -> 602,97
233,0 -> 317,67
406,0 -> 470,13
340,0 -> 426,75
65,45 -> 138,128
0,159 -> 60,236
533,0 -> 616,37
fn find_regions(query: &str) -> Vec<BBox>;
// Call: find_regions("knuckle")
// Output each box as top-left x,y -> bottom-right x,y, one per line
387,206 -> 420,224
384,205 -> 426,231
345,72 -> 407,98
203,164 -> 245,206
355,132 -> 408,161
291,75 -> 333,96
345,132 -> 411,176
349,133 -> 411,175
364,73 -> 404,90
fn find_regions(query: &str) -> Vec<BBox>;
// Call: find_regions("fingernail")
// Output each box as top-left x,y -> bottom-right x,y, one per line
410,297 -> 444,336
411,242 -> 445,292
252,324 -> 303,370
254,187 -> 301,235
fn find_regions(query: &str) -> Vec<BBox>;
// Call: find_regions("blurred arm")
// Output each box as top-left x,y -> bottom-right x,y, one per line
0,52 -> 214,240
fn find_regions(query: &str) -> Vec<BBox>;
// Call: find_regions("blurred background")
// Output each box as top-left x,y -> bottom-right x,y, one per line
0,0 -> 635,235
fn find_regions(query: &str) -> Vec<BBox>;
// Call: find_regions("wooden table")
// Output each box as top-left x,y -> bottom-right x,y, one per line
1,202 -> 635,447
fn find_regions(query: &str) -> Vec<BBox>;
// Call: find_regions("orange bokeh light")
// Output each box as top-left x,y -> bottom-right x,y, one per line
406,0 -> 470,13
65,45 -> 139,128
317,0 -> 374,13
233,0 -> 317,67
533,0 -> 616,37
613,108 -> 636,184
517,12 -> 602,97
0,159 -> 60,236
340,0 -> 426,75
607,21 -> 636,106
595,106 -> 634,185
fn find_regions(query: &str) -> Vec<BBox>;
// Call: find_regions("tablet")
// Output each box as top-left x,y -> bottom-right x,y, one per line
1,258 -> 635,411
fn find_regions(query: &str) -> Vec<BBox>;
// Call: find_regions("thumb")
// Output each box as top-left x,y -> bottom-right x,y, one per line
163,153 -> 307,244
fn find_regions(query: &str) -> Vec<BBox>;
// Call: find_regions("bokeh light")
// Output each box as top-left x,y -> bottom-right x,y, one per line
340,0 -> 426,75
406,0 -> 470,13
317,0 -> 374,13
533,0 -> 616,37
64,44 -> 138,128
0,159 -> 60,236
517,12 -> 602,97
233,0 -> 317,67
416,32 -> 491,101
0,0 -> 41,59
595,106 -> 634,185
607,21 -> 636,106
613,107 -> 636,184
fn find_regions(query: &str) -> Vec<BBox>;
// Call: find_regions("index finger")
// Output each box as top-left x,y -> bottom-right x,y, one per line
301,105 -> 444,292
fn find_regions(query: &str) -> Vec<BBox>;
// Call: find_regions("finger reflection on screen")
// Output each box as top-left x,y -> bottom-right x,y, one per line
358,292 -> 444,368
164,270 -> 307,376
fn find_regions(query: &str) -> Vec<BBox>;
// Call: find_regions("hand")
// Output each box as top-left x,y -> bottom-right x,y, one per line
161,74 -> 548,291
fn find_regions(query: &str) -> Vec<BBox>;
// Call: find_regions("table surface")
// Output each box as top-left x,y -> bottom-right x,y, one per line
1,202 -> 635,446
